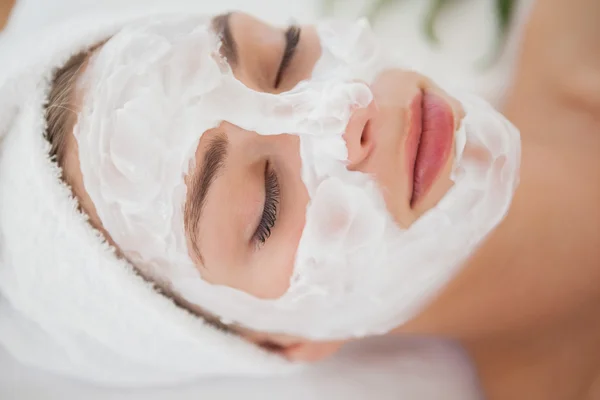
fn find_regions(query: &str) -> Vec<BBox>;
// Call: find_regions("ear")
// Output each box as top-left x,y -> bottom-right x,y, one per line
271,340 -> 345,363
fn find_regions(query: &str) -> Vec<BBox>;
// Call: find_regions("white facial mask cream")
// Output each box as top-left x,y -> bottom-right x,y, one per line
75,15 -> 520,340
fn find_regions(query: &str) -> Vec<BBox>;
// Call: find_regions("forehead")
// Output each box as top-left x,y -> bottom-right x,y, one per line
93,15 -> 222,67
102,12 -> 253,64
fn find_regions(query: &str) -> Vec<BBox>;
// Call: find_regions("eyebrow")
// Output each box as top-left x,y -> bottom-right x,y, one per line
274,25 -> 301,88
184,133 -> 229,265
212,12 -> 238,66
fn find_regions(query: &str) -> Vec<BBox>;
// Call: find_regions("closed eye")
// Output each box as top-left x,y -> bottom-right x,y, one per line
274,25 -> 301,89
253,161 -> 280,247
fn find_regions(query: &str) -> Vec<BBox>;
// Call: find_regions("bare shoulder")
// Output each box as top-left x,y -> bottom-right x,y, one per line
0,0 -> 16,31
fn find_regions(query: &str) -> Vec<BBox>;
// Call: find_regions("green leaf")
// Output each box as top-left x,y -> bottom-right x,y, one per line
364,0 -> 400,22
322,0 -> 518,68
497,0 -> 515,34
477,0 -> 516,69
423,0 -> 452,44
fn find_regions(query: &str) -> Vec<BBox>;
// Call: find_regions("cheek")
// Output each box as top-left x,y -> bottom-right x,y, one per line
251,230 -> 301,299
245,190 -> 306,300
250,135 -> 308,299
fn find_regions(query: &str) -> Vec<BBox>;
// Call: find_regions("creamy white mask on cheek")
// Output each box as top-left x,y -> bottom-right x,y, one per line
75,15 -> 520,340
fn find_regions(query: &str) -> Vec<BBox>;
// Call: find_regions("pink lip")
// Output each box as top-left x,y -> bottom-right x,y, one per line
405,91 -> 454,208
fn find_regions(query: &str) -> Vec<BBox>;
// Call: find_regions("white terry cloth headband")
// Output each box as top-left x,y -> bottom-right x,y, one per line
0,7 -> 294,386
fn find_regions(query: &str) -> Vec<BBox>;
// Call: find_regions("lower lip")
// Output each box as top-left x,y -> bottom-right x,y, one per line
405,91 -> 454,208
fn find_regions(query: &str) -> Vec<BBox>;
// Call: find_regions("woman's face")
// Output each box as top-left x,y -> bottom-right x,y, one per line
185,12 -> 463,298
67,12 -> 465,356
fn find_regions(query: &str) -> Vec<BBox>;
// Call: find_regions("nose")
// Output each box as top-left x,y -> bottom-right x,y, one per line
344,100 -> 378,170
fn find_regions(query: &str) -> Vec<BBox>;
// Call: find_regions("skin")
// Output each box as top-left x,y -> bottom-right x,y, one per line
2,1 -> 599,398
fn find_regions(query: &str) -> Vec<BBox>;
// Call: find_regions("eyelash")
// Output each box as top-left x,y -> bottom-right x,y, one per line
253,162 -> 280,247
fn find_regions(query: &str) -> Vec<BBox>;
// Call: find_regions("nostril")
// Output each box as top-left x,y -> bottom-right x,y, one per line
345,105 -> 376,168
360,122 -> 367,145
360,119 -> 372,147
